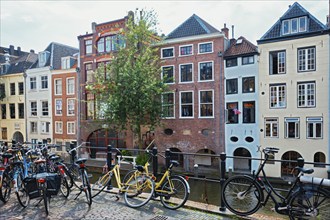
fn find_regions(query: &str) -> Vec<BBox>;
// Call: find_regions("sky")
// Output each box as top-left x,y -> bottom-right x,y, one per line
1,0 -> 329,53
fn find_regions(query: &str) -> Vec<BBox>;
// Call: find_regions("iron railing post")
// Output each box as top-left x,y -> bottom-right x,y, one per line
107,145 -> 112,189
152,147 -> 158,177
165,149 -> 171,169
297,157 -> 304,168
69,141 -> 77,164
219,152 -> 226,212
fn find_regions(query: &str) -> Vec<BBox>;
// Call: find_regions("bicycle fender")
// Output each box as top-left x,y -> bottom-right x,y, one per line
172,175 -> 190,194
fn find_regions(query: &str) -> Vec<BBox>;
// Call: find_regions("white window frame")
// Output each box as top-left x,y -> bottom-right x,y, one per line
30,77 -> 37,90
30,101 -> 37,116
61,57 -> 71,69
198,42 -> 213,54
270,84 -> 286,108
161,92 -> 175,119
30,121 -> 38,133
41,101 -> 49,116
179,44 -> 193,56
285,118 -> 300,139
199,89 -> 214,118
179,63 -> 193,83
298,47 -> 315,72
297,82 -> 315,108
161,65 -> 175,84
299,16 -> 307,32
67,122 -> 75,135
291,18 -> 298,34
161,47 -> 174,59
67,98 -> 75,116
41,121 -> 50,134
179,91 -> 194,119
265,118 -> 279,138
66,77 -> 75,95
55,99 -> 62,116
54,79 -> 62,95
55,121 -> 63,134
198,61 -> 214,82
41,75 -> 48,89
306,117 -> 323,139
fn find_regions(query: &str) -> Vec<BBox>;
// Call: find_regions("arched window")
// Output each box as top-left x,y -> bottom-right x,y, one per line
314,152 -> 326,168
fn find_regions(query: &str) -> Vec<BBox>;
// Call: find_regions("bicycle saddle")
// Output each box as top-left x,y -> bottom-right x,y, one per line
75,158 -> 87,164
34,158 -> 46,164
295,167 -> 314,174
135,165 -> 145,172
49,155 -> 60,161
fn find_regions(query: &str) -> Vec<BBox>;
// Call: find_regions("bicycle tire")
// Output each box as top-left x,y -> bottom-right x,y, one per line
64,168 -> 74,189
221,175 -> 263,216
91,174 -> 111,198
82,170 -> 92,206
289,187 -> 330,219
122,169 -> 137,184
43,188 -> 50,215
69,164 -> 80,181
16,173 -> 29,208
160,176 -> 189,210
0,172 -> 11,203
60,176 -> 70,198
124,175 -> 155,208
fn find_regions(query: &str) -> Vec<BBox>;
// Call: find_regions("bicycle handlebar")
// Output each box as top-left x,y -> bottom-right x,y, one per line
68,142 -> 90,154
263,147 -> 279,154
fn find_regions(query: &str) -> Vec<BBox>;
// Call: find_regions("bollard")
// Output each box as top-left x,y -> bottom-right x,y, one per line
219,152 -> 226,212
152,147 -> 158,178
107,145 -> 113,189
165,149 -> 171,169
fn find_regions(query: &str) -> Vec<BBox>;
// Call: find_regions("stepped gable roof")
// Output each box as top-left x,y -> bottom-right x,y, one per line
259,2 -> 327,43
32,42 -> 79,70
166,14 -> 220,40
223,36 -> 258,59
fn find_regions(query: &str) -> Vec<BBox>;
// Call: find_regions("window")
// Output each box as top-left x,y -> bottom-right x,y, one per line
242,56 -> 254,65
41,76 -> 48,89
67,78 -> 75,95
31,101 -> 37,116
226,58 -> 237,67
97,37 -> 105,53
61,57 -> 72,69
199,42 -> 213,54
243,101 -> 255,123
285,118 -> 299,138
41,122 -> 50,134
161,47 -> 174,58
30,122 -> 37,133
265,118 -> 278,138
291,18 -> 298,33
282,20 -> 290,35
9,104 -> 15,119
67,99 -> 75,116
1,128 -> 7,140
18,103 -> 24,119
226,79 -> 238,94
298,47 -> 315,72
199,61 -> 213,81
180,91 -> 193,118
270,51 -> 286,74
85,39 -> 92,54
180,64 -> 193,83
97,61 -> 110,80
314,152 -> 326,168
162,92 -> 174,118
67,122 -> 75,134
42,101 -> 49,116
0,84 -> 5,98
55,99 -> 62,115
54,79 -> 62,95
199,90 -> 213,118
10,83 -> 15,95
179,45 -> 193,56
282,16 -> 307,35
104,35 -> 125,52
55,121 -> 63,134
86,93 -> 95,120
85,63 -> 93,83
242,77 -> 255,93
30,77 -> 37,90
298,82 -> 315,107
270,84 -> 286,108
299,17 -> 307,32
18,82 -> 24,95
162,66 -> 174,84
226,102 -> 239,124
307,117 -> 322,139
1,104 -> 6,119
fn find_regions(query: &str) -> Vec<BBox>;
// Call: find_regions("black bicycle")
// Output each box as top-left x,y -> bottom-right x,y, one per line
221,147 -> 330,220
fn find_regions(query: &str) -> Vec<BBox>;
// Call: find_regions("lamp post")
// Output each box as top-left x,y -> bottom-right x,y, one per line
23,70 -> 28,142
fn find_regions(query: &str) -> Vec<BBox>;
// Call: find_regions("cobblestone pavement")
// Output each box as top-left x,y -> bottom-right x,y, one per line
0,188 -> 234,220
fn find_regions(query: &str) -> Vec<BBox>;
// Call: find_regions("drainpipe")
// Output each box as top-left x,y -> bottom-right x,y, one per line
218,51 -> 223,151
23,70 -> 28,142
76,66 -> 81,146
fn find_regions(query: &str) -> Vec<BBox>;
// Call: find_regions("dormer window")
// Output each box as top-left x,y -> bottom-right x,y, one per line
61,57 -> 71,69
38,51 -> 50,67
282,16 -> 307,35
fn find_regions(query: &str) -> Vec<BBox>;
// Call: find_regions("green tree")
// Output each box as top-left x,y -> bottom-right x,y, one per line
87,9 -> 167,149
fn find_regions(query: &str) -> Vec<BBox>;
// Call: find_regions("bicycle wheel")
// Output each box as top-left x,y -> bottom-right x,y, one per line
124,175 -> 155,208
82,170 -> 92,206
69,164 -> 80,181
60,176 -> 70,198
122,169 -> 137,183
160,176 -> 189,210
43,188 -> 50,215
16,173 -> 29,208
91,174 -> 111,198
0,172 -> 11,203
64,168 -> 74,189
221,175 -> 262,216
289,187 -> 330,219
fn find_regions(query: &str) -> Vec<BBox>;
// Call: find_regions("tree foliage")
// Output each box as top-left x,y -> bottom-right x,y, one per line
87,9 -> 167,149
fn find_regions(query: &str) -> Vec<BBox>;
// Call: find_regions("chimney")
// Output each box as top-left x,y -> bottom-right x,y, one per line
221,23 -> 229,39
30,49 -> 35,53
17,47 -> 21,56
231,25 -> 235,39
9,45 -> 14,55
91,22 -> 97,33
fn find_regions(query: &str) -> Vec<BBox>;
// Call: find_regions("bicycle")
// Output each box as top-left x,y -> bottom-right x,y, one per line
221,147 -> 330,220
123,149 -> 190,209
91,147 -> 155,208
68,143 -> 92,206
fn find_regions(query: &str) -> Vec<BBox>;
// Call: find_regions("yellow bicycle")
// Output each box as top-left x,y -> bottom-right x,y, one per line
91,148 -> 155,208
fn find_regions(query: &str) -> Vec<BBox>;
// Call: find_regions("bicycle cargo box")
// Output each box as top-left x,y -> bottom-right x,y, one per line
24,177 -> 40,199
